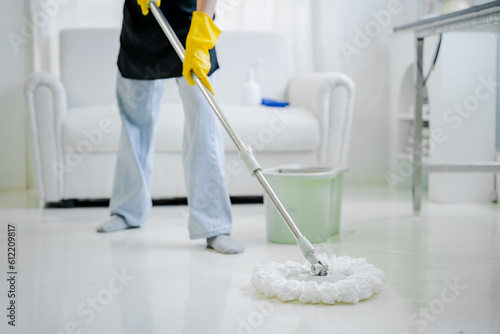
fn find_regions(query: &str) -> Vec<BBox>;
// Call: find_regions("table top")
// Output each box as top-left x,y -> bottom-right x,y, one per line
394,0 -> 500,37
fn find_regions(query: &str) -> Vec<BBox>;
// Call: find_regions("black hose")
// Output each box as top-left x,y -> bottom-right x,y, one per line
423,34 -> 442,86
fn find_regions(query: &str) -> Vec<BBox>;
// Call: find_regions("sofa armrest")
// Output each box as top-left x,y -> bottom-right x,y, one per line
25,71 -> 67,203
288,73 -> 355,167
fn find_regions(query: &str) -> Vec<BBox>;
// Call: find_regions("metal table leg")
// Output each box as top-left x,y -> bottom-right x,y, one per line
413,37 -> 424,215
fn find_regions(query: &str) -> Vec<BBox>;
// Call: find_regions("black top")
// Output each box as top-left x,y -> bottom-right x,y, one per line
117,0 -> 219,80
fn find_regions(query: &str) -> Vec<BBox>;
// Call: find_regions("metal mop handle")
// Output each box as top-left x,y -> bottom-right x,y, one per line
149,2 -> 328,276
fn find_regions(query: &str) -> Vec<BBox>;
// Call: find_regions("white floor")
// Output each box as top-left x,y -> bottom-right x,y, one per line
0,186 -> 499,334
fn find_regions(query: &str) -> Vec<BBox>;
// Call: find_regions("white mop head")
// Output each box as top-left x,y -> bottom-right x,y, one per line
251,254 -> 385,304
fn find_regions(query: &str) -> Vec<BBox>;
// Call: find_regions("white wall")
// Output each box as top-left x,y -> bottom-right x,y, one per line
0,1 -> 32,190
311,0 -> 418,184
428,32 -> 497,202
315,0 -> 403,184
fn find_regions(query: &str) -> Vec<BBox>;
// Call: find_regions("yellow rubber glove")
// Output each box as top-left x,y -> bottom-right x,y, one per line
137,0 -> 160,16
183,11 -> 221,95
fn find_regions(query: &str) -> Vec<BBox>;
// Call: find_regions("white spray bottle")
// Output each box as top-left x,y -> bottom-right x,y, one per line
241,62 -> 262,106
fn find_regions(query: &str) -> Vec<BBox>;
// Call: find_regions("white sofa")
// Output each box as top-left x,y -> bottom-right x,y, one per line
26,28 -> 355,205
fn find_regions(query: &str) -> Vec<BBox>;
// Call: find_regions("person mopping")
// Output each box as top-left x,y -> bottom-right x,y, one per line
96,0 -> 244,255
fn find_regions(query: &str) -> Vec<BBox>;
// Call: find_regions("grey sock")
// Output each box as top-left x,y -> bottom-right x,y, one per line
207,235 -> 245,254
96,215 -> 136,233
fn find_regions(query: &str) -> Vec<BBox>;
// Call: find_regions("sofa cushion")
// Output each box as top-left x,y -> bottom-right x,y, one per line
62,103 -> 320,154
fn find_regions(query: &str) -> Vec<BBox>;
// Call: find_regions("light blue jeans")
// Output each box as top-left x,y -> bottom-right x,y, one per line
109,73 -> 232,239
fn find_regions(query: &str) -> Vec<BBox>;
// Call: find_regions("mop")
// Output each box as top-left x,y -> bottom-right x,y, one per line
149,2 -> 385,304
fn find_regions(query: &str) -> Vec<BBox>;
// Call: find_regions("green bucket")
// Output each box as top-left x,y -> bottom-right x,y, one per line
263,165 -> 345,244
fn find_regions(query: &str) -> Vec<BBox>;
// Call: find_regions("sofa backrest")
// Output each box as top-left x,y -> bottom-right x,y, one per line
216,31 -> 289,104
60,28 -> 121,109
59,28 -> 289,109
